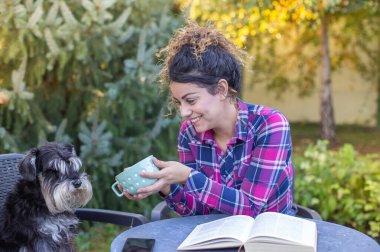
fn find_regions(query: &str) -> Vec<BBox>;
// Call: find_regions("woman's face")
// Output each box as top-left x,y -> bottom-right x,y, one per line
170,81 -> 225,133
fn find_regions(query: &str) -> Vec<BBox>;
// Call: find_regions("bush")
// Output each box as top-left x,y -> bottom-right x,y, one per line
0,0 -> 183,214
75,222 -> 126,252
294,140 -> 380,239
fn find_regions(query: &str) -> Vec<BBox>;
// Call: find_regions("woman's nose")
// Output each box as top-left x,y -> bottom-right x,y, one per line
180,104 -> 191,118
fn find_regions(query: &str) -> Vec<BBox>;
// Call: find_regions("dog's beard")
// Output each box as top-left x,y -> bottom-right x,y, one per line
39,174 -> 93,214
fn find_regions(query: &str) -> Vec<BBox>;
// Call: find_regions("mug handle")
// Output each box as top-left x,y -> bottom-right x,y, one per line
111,182 -> 124,197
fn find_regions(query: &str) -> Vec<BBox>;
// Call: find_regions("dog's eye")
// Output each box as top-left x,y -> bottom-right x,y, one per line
44,170 -> 59,177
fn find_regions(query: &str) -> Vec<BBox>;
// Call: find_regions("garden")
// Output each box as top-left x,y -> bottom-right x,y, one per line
0,1 -> 379,251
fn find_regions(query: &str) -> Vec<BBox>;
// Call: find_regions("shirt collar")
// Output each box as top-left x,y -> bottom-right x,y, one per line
196,99 -> 249,144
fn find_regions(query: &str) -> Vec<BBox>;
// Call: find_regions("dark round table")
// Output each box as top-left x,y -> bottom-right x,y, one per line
110,214 -> 380,252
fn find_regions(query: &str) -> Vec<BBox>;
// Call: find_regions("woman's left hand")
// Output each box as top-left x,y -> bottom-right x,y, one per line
132,157 -> 191,199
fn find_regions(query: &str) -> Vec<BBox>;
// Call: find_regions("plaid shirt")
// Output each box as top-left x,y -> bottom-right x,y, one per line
164,99 -> 294,217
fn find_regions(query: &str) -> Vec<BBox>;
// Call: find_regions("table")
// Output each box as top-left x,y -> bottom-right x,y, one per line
110,214 -> 380,252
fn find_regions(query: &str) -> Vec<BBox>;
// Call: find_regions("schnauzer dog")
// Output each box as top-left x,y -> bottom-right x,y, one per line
0,142 -> 93,252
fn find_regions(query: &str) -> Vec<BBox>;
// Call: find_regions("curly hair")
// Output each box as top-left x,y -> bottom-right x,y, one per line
159,21 -> 246,98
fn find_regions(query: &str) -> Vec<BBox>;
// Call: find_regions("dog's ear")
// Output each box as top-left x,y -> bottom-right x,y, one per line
63,143 -> 77,156
18,148 -> 39,181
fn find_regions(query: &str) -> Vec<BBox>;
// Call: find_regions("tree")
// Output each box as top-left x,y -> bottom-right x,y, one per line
0,0 -> 183,213
186,0 -> 380,142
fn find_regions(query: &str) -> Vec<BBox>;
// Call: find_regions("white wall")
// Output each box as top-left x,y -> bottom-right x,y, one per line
242,67 -> 378,126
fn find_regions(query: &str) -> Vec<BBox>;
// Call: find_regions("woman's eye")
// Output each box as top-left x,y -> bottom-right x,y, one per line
187,99 -> 195,104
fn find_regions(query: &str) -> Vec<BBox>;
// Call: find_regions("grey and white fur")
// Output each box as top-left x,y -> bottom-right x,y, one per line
0,142 -> 93,252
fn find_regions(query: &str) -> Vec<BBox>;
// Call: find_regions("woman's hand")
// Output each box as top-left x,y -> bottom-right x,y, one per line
132,157 -> 191,199
117,184 -> 140,200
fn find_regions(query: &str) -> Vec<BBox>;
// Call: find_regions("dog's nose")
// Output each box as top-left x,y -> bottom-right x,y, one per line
72,179 -> 82,188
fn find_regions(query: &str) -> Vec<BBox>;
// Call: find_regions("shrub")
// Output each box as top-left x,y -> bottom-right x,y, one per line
294,140 -> 380,239
0,0 -> 183,214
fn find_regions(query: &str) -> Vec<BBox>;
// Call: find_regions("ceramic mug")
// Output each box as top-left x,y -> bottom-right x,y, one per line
111,155 -> 158,196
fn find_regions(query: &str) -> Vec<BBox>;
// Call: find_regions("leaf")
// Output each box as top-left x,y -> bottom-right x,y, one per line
19,91 -> 34,100
107,7 -> 132,30
81,0 -> 95,12
137,27 -> 147,64
117,26 -> 134,44
0,127 -> 18,152
25,0 -> 33,12
11,57 -> 27,93
95,121 -> 107,137
108,151 -> 123,167
33,0 -> 44,10
59,0 -> 79,26
46,1 -> 60,25
158,6 -> 170,30
103,36 -> 111,47
12,4 -> 27,18
27,3 -> 43,28
79,128 -> 92,145
55,119 -> 69,142
30,27 -> 43,38
44,28 -> 60,55
100,0 -> 117,10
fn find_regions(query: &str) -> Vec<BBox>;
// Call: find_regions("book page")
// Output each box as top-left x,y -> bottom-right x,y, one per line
178,215 -> 254,248
245,242 -> 316,252
247,212 -> 317,247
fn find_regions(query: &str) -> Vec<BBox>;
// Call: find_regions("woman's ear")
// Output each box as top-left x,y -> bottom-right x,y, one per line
215,79 -> 229,99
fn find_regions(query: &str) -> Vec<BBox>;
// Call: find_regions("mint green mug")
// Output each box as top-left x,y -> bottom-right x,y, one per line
111,155 -> 159,196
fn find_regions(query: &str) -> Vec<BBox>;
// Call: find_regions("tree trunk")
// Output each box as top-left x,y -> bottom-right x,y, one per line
377,56 -> 380,129
320,12 -> 336,143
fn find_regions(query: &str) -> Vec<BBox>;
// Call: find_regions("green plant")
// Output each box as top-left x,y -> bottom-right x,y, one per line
0,0 -> 183,214
75,222 -> 126,252
294,140 -> 380,239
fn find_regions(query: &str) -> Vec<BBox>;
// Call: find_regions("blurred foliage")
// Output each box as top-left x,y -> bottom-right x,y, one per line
0,0 -> 183,214
294,140 -> 380,239
188,0 -> 379,46
187,0 -> 380,126
75,222 -> 126,252
187,0 -> 380,92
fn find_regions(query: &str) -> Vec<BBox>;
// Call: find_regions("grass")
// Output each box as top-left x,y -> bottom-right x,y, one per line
75,123 -> 380,251
291,123 -> 380,156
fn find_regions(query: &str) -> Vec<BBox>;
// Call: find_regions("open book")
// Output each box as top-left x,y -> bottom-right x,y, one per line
177,212 -> 317,252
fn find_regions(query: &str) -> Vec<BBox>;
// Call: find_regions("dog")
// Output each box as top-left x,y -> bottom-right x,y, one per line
0,142 -> 93,252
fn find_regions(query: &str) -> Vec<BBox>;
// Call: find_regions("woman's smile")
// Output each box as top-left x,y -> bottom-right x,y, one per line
190,116 -> 202,125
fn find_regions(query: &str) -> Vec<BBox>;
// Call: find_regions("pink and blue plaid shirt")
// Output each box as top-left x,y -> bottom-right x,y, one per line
163,99 -> 294,217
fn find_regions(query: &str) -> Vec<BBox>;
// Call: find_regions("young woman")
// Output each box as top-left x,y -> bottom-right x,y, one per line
122,22 -> 295,217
